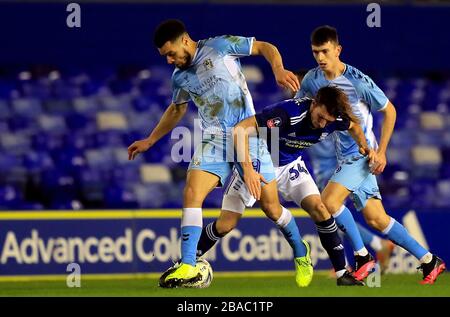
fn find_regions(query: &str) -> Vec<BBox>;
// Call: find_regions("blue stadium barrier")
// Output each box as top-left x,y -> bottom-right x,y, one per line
0,209 -> 447,279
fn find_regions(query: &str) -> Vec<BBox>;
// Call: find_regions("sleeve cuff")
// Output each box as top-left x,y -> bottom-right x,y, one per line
378,99 -> 390,111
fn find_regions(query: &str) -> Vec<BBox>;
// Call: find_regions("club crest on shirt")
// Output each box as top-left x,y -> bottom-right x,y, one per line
267,117 -> 282,128
203,58 -> 214,71
319,132 -> 329,141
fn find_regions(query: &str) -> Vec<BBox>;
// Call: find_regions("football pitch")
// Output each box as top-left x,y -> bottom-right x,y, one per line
0,272 -> 449,297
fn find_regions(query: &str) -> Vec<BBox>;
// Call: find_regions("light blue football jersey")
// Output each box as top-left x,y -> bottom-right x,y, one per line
307,138 -> 338,190
295,64 -> 389,162
171,35 -> 256,135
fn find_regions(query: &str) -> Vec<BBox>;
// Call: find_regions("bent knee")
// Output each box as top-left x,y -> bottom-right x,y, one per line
216,219 -> 238,236
183,185 -> 205,206
323,200 -> 341,215
307,202 -> 330,222
365,214 -> 390,231
260,202 -> 282,221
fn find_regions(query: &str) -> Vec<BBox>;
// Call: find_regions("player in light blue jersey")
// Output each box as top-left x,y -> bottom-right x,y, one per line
295,68 -> 395,274
296,25 -> 445,284
127,19 -> 312,288
308,140 -> 395,274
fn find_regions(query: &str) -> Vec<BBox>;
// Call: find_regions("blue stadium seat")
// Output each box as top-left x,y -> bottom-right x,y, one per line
11,98 -> 42,118
0,133 -> 31,155
72,96 -> 99,116
104,185 -> 139,209
66,113 -> 95,131
23,151 -> 54,173
133,183 -> 170,208
38,114 -> 68,134
85,148 -> 116,172
0,99 -> 11,120
0,185 -> 22,206
0,80 -> 15,99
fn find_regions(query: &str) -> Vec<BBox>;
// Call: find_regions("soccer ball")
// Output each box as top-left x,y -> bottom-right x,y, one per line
184,259 -> 214,289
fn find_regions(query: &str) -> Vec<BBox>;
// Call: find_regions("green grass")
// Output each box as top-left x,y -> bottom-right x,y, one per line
0,272 -> 449,297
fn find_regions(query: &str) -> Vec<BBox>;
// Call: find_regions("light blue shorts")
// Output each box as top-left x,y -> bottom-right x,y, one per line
330,155 -> 382,211
312,157 -> 337,191
188,134 -> 275,187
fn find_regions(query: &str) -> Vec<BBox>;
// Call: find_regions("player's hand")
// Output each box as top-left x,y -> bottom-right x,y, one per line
128,139 -> 152,160
372,150 -> 387,175
274,68 -> 300,94
361,147 -> 378,174
243,168 -> 268,201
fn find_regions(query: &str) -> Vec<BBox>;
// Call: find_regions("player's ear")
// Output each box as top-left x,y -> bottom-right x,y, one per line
336,44 -> 342,57
180,33 -> 189,46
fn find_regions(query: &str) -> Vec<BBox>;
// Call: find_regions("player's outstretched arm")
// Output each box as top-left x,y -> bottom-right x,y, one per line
251,40 -> 299,93
347,121 -> 378,173
375,101 -> 397,174
233,116 -> 268,200
128,102 -> 188,160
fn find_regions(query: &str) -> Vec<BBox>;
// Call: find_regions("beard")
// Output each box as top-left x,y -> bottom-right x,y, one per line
177,49 -> 193,70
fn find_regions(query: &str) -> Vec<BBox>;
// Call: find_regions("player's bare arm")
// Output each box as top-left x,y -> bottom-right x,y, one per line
233,115 -> 268,200
128,102 -> 188,160
251,40 -> 299,93
347,121 -> 377,172
374,101 -> 397,174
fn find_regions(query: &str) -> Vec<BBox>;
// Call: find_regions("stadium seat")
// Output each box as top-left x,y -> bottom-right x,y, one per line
11,98 -> 42,118
96,111 -> 128,131
140,164 -> 172,183
43,99 -> 73,115
133,183 -> 169,208
0,99 -> 11,120
85,148 -> 116,171
104,185 -> 139,209
412,145 -> 442,165
0,133 -> 31,155
420,112 -> 445,130
72,96 -> 99,116
38,114 -> 68,134
435,180 -> 450,207
411,145 -> 442,179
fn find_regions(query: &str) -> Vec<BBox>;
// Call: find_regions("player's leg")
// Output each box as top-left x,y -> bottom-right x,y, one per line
196,167 -> 250,257
163,134 -> 232,287
322,182 -> 369,256
362,198 -> 446,284
235,135 -> 309,261
258,179 -> 313,287
356,222 -> 394,273
323,157 -> 379,277
260,180 -> 307,256
163,169 -> 220,287
284,158 -> 362,285
300,194 -> 363,286
197,210 -> 242,257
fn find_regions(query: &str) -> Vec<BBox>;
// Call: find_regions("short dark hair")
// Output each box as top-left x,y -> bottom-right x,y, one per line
153,19 -> 186,48
315,86 -> 358,124
311,25 -> 339,46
